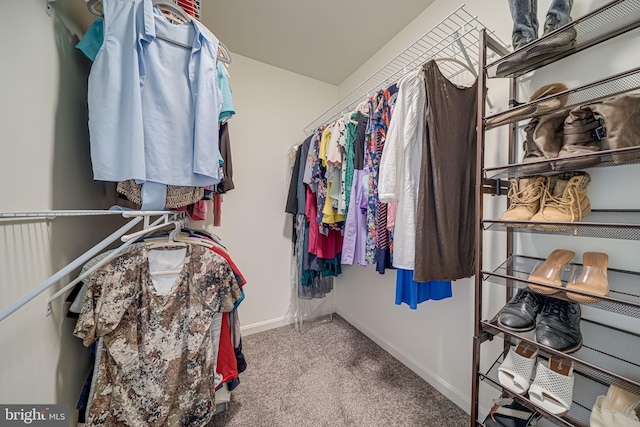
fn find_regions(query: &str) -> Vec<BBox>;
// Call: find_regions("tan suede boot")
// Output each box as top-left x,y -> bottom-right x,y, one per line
589,94 -> 640,164
530,172 -> 591,224
522,111 -> 569,174
554,107 -> 604,171
500,176 -> 546,223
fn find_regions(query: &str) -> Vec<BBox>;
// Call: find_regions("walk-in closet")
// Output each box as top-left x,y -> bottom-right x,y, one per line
1,1 -> 640,426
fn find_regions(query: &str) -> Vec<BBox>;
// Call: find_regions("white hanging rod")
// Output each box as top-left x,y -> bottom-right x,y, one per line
0,210 -> 186,322
303,4 -> 507,133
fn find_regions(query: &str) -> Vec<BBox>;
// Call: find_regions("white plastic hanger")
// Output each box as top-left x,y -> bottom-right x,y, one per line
86,0 -> 232,63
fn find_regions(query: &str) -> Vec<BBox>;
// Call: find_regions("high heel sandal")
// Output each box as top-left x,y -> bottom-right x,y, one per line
528,249 -> 575,294
565,252 -> 609,303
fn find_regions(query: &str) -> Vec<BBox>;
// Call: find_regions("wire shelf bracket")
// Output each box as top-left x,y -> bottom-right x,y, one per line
303,4 -> 508,134
0,210 -> 187,322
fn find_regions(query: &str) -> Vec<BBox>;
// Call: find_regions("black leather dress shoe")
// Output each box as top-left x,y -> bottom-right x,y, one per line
498,289 -> 545,331
535,298 -> 582,353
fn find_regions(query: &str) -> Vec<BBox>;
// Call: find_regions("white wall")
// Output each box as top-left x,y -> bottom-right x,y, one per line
0,0 -> 128,420
192,53 -> 339,334
334,0 -> 640,419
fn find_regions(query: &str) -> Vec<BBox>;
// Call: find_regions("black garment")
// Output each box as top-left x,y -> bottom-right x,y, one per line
285,143 -> 303,215
216,122 -> 235,194
353,112 -> 367,170
414,60 -> 478,282
296,137 -> 311,215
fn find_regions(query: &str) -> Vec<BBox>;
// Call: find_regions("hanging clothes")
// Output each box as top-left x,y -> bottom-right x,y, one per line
371,90 -> 393,273
395,269 -> 452,310
74,245 -> 242,426
414,60 -> 478,282
378,69 -> 426,271
88,0 -> 223,210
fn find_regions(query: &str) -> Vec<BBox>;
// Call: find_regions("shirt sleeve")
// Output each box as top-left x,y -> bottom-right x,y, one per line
73,255 -> 140,347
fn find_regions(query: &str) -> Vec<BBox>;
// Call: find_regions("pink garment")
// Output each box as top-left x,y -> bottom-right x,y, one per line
306,187 -> 343,259
177,199 -> 208,221
387,200 -> 398,231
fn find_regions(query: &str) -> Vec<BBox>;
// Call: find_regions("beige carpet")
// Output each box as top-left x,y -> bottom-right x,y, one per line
209,315 -> 468,427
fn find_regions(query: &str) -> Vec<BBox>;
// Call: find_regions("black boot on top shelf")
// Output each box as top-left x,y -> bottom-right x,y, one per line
499,289 -> 545,332
535,297 -> 582,353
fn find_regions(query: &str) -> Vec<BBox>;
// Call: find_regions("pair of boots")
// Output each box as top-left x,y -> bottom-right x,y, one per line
508,0 -> 574,50
523,94 -> 640,172
501,171 -> 590,223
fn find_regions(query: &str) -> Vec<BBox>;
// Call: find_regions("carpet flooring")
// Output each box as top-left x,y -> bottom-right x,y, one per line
208,315 -> 469,427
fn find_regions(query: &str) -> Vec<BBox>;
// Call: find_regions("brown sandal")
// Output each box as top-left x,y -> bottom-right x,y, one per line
528,249 -> 575,294
566,252 -> 609,303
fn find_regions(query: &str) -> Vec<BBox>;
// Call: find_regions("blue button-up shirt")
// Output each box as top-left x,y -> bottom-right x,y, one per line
88,0 -> 222,190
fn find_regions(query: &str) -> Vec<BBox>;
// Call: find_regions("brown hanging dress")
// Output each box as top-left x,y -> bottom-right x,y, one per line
414,60 -> 478,282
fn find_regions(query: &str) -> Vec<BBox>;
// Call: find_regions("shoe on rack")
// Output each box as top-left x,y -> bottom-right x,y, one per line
529,357 -> 575,416
500,176 -> 546,223
529,172 -> 591,225
585,94 -> 640,164
485,398 -> 538,427
591,385 -> 640,427
498,342 -> 538,395
535,298 -> 582,353
555,107 -> 604,171
512,31 -> 534,51
566,252 -> 609,303
499,289 -> 545,331
528,249 -> 575,295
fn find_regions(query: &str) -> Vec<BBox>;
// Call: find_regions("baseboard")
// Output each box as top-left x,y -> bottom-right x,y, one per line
240,316 -> 292,336
336,309 -> 472,415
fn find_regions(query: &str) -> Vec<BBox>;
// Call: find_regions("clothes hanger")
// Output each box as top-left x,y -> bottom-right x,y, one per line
434,57 -> 476,76
85,0 -> 232,63
87,0 -> 102,16
145,221 -> 189,250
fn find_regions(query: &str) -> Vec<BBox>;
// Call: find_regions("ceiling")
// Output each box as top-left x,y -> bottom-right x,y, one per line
202,0 -> 436,85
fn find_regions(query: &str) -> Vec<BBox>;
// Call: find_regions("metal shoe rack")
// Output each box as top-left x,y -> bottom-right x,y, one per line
472,1 -> 640,426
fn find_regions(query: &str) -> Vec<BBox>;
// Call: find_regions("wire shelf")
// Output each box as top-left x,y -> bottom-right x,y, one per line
482,317 -> 640,394
483,210 -> 640,240
484,66 -> 640,129
303,4 -> 508,133
484,255 -> 640,318
481,346 -> 607,427
486,0 -> 640,79
484,146 -> 640,179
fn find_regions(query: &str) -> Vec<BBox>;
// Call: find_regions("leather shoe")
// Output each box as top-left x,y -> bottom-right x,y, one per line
535,298 -> 582,353
499,289 -> 545,332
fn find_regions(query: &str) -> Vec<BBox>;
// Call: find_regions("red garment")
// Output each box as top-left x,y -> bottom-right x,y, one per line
305,187 -> 343,259
213,194 -> 222,226
177,0 -> 196,17
216,313 -> 238,388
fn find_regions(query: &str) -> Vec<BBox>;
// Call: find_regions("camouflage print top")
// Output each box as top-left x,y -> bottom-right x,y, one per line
74,245 -> 242,426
